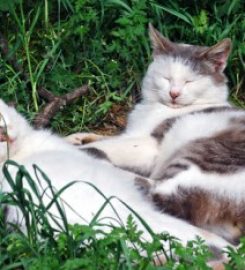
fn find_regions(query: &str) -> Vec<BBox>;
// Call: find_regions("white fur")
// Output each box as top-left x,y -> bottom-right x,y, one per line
0,99 -> 231,250
124,102 -> 229,136
0,39 -> 236,253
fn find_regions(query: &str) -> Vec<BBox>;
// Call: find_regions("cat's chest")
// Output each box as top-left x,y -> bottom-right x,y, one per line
124,102 -> 214,136
152,109 -> 245,170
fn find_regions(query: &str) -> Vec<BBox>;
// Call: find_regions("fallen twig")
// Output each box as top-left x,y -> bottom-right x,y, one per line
33,85 -> 88,128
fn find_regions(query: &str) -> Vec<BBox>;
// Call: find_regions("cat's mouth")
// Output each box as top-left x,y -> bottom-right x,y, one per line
159,95 -> 193,108
166,101 -> 187,109
171,104 -> 184,108
165,97 -> 194,108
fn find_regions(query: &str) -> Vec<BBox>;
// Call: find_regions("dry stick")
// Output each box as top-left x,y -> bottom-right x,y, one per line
33,85 -> 88,129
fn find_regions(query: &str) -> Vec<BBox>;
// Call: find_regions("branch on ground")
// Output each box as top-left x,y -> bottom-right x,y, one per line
33,85 -> 88,129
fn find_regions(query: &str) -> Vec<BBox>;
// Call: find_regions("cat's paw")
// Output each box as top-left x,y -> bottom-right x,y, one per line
65,132 -> 105,145
134,177 -> 155,194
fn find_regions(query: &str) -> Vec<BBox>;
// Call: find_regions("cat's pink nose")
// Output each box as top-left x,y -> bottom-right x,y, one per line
169,90 -> 180,100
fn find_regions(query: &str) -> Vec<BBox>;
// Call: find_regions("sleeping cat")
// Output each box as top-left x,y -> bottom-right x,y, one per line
67,25 -> 245,244
0,99 -> 231,260
66,23 -> 232,175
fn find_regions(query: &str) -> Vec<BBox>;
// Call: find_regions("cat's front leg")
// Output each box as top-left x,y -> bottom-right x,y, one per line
65,132 -> 107,145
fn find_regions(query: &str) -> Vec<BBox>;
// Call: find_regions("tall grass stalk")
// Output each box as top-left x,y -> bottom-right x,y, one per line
19,2 -> 40,112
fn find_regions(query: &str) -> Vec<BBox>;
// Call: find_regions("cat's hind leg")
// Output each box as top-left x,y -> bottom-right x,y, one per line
144,167 -> 245,245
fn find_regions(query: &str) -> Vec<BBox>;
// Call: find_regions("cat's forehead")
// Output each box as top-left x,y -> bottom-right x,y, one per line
172,43 -> 208,57
155,55 -> 197,78
169,44 -> 227,83
154,43 -> 225,82
168,44 -> 209,71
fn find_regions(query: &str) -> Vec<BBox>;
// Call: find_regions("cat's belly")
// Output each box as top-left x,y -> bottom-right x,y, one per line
80,135 -> 159,177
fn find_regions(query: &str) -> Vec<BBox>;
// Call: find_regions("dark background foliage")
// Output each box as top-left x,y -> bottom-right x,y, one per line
0,0 -> 244,134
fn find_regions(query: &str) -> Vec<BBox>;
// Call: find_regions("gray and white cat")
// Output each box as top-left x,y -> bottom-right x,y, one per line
67,25 -> 245,244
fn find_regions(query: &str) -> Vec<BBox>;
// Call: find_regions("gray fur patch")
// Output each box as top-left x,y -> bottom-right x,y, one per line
163,45 -> 227,84
117,165 -> 151,178
208,245 -> 224,261
82,147 -> 110,161
183,128 -> 245,174
151,106 -> 237,144
150,25 -> 231,85
151,186 -> 245,244
134,177 -> 151,194
158,163 -> 189,180
151,117 -> 177,143
193,106 -> 237,114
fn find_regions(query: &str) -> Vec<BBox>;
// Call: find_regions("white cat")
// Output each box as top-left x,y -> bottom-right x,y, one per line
0,99 -> 231,258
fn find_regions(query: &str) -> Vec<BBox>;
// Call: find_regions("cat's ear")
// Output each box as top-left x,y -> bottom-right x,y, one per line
199,39 -> 232,72
148,23 -> 175,56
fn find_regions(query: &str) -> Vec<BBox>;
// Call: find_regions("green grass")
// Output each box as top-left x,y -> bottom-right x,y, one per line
1,161 -> 245,270
0,1 -> 245,269
0,0 -> 244,133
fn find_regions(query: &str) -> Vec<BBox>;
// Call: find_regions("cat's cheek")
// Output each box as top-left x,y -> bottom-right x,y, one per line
196,77 -> 213,92
154,77 -> 167,89
154,79 -> 170,99
182,83 -> 202,101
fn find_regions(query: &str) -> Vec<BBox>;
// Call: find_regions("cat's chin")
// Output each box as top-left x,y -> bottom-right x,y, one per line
165,102 -> 186,109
